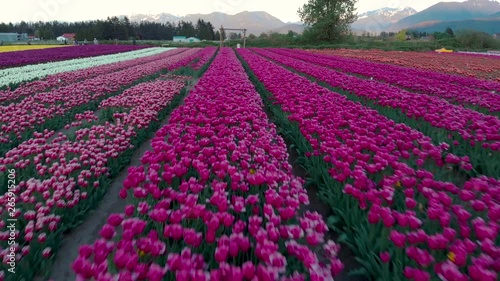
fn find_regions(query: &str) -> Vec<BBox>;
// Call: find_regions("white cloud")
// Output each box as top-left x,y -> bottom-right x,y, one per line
355,0 -> 467,13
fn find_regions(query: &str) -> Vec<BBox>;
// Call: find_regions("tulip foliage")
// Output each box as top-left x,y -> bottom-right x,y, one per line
250,48 -> 500,179
237,48 -> 500,281
72,48 -> 342,281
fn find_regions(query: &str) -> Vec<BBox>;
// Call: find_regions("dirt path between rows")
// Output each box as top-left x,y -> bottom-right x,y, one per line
44,57 -> 363,280
47,133 -> 154,280
286,145 -> 367,281
242,48 -> 367,281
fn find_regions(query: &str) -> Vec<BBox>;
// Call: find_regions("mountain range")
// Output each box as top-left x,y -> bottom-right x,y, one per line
127,11 -> 303,35
354,0 -> 500,34
125,0 -> 500,36
351,7 -> 417,34
393,0 -> 500,30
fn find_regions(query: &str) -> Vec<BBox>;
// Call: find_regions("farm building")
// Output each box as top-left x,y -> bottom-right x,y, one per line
173,36 -> 201,43
0,33 -> 28,42
57,33 -> 76,42
173,36 -> 187,42
185,37 -> 201,43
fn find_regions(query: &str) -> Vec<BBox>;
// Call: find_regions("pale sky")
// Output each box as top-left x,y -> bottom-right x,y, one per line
1,0 -> 466,23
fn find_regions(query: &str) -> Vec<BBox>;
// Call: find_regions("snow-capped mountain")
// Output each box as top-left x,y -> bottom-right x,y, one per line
128,13 -> 180,23
357,7 -> 416,20
351,7 -> 417,34
392,0 -> 500,30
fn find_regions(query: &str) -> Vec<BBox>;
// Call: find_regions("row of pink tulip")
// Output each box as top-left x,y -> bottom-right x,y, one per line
306,49 -> 500,92
238,48 -> 500,281
309,49 -> 500,82
0,48 -> 201,154
72,48 -> 342,281
191,47 -> 218,69
168,47 -> 217,70
0,75 -> 189,280
274,48 -> 500,114
250,49 -> 500,178
253,49 -> 500,151
0,48 -> 189,104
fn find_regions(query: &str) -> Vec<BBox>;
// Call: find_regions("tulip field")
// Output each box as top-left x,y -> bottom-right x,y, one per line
0,45 -> 148,70
310,49 -> 500,82
0,45 -> 499,281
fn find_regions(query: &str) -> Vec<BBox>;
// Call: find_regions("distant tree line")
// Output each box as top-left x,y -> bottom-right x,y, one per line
0,17 -> 217,41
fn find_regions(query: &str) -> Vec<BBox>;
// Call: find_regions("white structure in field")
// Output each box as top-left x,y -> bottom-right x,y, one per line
0,33 -> 28,42
56,33 -> 76,42
173,36 -> 201,43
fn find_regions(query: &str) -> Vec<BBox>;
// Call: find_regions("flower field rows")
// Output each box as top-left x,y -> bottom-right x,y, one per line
0,48 -> 201,156
0,47 -> 180,89
169,47 -> 217,71
251,48 -> 500,179
238,48 -> 500,281
272,48 -> 500,113
0,48 -> 187,104
0,45 -> 499,281
71,47 -> 342,281
0,45 -> 149,69
310,49 -> 500,82
0,76 -> 189,280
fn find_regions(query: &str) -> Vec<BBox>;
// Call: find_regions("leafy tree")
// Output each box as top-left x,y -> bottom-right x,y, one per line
248,33 -> 257,39
456,30 -> 499,49
395,29 -> 407,41
195,19 -> 215,40
206,21 -> 216,40
419,31 -> 428,37
445,27 -> 454,37
0,23 -> 9,32
287,30 -> 297,37
407,29 -> 419,38
259,32 -> 269,39
433,31 -> 452,40
177,21 -> 196,37
298,0 -> 357,41
229,32 -> 238,40
122,17 -> 135,39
